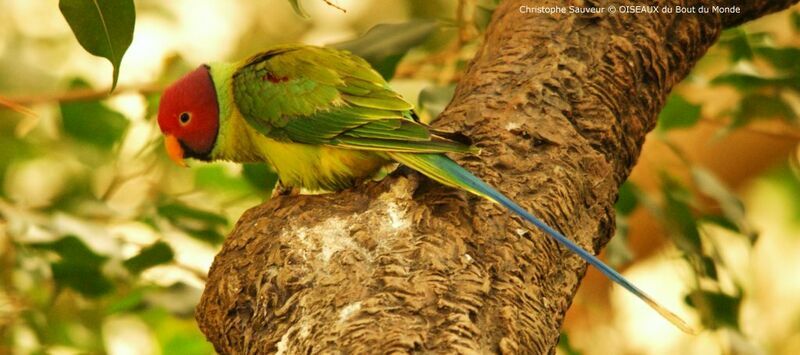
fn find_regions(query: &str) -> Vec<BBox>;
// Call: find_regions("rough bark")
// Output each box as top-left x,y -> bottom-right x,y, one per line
196,0 -> 798,353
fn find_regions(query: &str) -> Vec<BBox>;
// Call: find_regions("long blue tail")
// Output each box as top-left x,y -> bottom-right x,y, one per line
389,152 -> 695,334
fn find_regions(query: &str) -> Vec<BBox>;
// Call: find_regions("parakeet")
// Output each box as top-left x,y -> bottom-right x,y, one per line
157,44 -> 693,333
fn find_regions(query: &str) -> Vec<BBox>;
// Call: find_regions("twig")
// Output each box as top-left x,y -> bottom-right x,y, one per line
0,83 -> 164,107
699,116 -> 800,141
322,0 -> 346,13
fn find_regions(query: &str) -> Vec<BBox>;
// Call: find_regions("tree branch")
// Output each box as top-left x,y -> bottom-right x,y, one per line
196,1 -> 799,353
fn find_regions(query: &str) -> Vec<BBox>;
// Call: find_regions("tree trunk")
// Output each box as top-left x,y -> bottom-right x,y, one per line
196,1 -> 798,353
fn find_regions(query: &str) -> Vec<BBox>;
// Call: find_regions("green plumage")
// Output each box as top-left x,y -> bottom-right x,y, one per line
211,44 -> 476,191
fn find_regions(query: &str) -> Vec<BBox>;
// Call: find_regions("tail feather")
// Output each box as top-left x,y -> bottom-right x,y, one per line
389,152 -> 696,334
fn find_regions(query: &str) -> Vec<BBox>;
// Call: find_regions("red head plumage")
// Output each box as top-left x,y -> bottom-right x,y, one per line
157,65 -> 219,166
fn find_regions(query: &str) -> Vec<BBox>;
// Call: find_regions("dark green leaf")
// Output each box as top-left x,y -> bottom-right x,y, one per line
59,0 -> 135,90
754,46 -> 800,75
123,241 -> 174,274
32,235 -> 107,267
719,28 -> 753,62
656,94 -> 702,131
700,256 -> 718,280
242,163 -> 279,194
157,202 -> 227,227
194,165 -> 252,194
157,202 -> 227,244
791,11 -> 800,32
418,84 -> 456,121
287,0 -> 309,18
661,174 -> 702,254
51,261 -> 113,297
615,181 -> 639,216
711,73 -> 800,92
332,20 -> 438,80
731,93 -> 797,127
60,79 -> 129,147
557,332 -> 582,355
685,290 -> 741,330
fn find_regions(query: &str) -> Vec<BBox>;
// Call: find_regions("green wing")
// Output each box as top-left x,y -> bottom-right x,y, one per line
232,44 -> 475,154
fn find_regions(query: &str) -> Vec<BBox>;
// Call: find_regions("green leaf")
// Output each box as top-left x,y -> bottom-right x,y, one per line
731,93 -> 797,127
59,0 -> 136,90
615,181 -> 639,216
418,84 -> 456,122
60,79 -> 129,148
287,0 -> 309,18
194,165 -> 252,194
753,46 -> 800,75
123,242 -> 174,274
711,73 -> 800,92
557,332 -> 582,355
661,174 -> 702,254
157,202 -> 227,244
32,235 -> 107,267
700,256 -> 718,280
690,167 -> 748,233
157,202 -> 227,227
332,20 -> 438,80
242,163 -> 279,194
719,28 -> 753,62
51,261 -> 114,297
791,11 -> 800,32
685,290 -> 742,330
32,235 -> 114,297
656,94 -> 701,131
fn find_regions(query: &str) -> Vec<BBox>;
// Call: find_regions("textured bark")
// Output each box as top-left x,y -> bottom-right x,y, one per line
196,1 -> 798,353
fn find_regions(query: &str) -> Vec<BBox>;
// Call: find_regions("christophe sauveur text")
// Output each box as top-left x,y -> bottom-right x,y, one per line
519,5 -> 741,14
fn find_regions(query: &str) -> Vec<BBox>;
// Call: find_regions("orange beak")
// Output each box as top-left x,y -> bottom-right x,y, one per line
164,135 -> 187,167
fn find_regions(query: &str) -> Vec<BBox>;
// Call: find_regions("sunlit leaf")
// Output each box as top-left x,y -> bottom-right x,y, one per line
60,79 -> 129,148
124,242 -> 174,274
107,288 -> 147,314
59,0 -> 135,90
685,290 -> 742,330
656,94 -> 701,131
690,167 -> 749,234
287,0 -> 309,18
332,20 -> 438,80
194,165 -> 252,194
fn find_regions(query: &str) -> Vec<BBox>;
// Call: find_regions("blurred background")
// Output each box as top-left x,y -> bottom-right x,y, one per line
0,0 -> 798,354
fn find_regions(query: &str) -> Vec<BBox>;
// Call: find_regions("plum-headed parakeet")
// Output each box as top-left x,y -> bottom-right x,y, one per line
157,44 -> 692,333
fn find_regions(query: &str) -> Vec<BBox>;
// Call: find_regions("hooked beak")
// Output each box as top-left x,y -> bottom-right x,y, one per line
164,135 -> 187,167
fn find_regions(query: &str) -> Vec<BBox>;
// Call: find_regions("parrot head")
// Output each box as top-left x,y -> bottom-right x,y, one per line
157,65 -> 220,166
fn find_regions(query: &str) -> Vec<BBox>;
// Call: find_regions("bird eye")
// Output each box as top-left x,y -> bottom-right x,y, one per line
179,112 -> 191,125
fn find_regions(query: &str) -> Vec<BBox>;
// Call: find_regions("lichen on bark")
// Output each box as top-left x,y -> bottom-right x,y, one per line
196,1 -> 799,353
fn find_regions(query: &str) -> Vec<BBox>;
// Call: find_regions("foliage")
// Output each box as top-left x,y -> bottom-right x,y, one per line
58,0 -> 135,90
